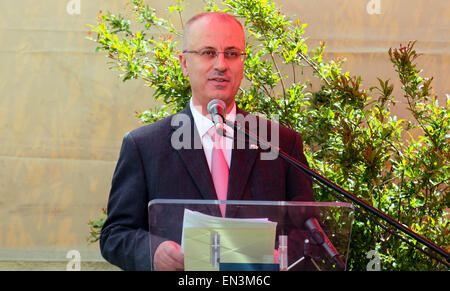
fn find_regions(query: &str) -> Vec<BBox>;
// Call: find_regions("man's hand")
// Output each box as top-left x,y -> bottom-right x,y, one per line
154,240 -> 184,271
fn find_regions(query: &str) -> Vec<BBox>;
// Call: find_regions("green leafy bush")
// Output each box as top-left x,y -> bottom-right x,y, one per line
88,0 -> 449,270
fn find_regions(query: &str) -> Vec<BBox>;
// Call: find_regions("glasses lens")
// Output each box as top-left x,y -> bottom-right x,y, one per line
197,49 -> 243,61
199,49 -> 217,59
224,50 -> 241,60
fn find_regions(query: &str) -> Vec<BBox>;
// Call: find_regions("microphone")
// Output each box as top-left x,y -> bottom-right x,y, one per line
305,218 -> 346,270
207,99 -> 226,136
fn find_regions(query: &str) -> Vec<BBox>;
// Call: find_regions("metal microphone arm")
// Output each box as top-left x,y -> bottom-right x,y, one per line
225,118 -> 450,267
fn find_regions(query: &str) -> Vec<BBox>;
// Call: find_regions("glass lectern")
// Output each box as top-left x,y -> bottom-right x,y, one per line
148,199 -> 353,271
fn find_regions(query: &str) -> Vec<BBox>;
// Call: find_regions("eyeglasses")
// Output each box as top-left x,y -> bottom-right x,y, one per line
183,48 -> 246,62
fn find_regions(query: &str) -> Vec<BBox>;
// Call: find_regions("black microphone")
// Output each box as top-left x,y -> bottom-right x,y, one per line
305,217 -> 346,270
207,99 -> 226,136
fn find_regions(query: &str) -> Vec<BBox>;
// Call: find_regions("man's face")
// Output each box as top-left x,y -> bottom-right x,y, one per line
179,16 -> 245,114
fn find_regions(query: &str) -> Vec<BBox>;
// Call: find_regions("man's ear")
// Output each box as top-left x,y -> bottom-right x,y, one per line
179,54 -> 189,77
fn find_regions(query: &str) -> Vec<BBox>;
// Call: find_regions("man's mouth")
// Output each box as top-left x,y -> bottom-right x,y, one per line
209,77 -> 229,83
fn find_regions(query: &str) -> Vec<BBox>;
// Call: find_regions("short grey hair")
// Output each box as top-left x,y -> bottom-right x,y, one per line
182,12 -> 244,50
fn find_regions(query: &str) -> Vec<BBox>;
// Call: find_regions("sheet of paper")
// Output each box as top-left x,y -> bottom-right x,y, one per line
182,209 -> 277,271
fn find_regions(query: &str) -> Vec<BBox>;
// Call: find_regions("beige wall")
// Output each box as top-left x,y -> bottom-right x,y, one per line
0,0 -> 448,262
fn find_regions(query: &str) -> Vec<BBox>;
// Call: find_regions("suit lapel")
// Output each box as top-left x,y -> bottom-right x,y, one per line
171,106 -> 218,201
170,105 -> 260,217
227,108 -> 259,201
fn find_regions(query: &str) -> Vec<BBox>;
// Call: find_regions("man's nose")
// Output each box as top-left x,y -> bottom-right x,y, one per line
213,52 -> 227,71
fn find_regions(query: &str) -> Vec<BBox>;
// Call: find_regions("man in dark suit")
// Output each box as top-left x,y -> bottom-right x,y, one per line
100,11 -> 314,271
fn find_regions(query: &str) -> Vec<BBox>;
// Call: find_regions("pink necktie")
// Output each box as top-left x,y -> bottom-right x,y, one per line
208,127 -> 229,216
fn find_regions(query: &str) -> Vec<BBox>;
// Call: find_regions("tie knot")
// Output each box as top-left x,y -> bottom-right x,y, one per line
207,126 -> 221,143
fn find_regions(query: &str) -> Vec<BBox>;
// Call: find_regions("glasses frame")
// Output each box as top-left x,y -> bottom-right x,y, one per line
183,48 -> 246,62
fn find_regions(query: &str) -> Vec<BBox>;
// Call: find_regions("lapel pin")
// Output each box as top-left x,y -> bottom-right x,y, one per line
250,143 -> 259,150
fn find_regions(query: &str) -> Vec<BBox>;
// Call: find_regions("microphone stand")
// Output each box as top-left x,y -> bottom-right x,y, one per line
225,118 -> 450,268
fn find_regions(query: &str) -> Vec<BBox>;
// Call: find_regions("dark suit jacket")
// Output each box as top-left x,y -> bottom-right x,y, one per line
100,105 -> 314,270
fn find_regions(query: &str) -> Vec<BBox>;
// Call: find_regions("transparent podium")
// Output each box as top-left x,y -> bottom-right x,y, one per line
148,199 -> 354,271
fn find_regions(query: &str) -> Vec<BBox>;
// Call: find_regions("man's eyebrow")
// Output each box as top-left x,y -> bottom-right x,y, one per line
198,46 -> 243,51
225,46 -> 243,51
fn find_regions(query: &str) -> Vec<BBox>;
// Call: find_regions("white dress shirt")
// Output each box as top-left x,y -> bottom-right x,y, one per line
189,98 -> 235,170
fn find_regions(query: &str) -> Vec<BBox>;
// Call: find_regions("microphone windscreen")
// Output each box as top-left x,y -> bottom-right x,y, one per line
207,99 -> 226,118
